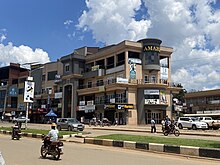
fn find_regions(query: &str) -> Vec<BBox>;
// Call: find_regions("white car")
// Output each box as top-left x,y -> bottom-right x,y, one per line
12,116 -> 30,123
177,117 -> 208,130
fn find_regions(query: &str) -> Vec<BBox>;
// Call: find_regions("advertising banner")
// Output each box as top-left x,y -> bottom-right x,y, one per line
24,81 -> 35,103
129,63 -> 136,79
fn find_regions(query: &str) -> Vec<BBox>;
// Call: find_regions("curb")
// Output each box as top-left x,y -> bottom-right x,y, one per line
84,137 -> 220,159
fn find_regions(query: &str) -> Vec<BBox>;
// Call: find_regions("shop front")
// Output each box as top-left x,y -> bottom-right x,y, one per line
104,104 -> 134,125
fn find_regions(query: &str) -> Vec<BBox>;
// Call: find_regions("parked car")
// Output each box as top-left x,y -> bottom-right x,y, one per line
177,117 -> 208,130
12,116 -> 30,123
56,118 -> 85,131
196,117 -> 220,129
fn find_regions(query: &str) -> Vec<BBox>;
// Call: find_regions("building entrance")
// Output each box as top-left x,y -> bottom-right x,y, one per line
145,111 -> 161,124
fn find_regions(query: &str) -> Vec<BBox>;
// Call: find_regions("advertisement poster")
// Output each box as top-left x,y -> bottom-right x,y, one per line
160,90 -> 167,104
130,63 -> 136,79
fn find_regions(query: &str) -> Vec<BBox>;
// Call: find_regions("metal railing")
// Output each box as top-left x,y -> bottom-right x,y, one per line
78,78 -> 170,89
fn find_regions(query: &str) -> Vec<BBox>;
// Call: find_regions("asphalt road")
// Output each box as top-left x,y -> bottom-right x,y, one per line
0,135 -> 219,165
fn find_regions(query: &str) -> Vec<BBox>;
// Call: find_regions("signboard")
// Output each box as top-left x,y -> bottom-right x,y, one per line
24,81 -> 35,103
144,89 -> 159,95
8,85 -> 18,97
128,58 -> 142,64
91,65 -> 99,71
143,45 -> 160,52
160,66 -> 168,80
55,92 -> 62,99
144,89 -> 160,105
104,104 -> 134,110
79,101 -> 86,106
116,77 -> 128,84
78,106 -> 85,111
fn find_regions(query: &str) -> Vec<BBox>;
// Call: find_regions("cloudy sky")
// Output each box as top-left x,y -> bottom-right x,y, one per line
0,0 -> 220,91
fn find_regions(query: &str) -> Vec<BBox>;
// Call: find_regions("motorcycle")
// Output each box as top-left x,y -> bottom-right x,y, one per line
40,135 -> 64,160
163,125 -> 180,137
11,125 -> 22,140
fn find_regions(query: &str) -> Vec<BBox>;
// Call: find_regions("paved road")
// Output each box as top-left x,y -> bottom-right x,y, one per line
1,122 -> 220,141
0,135 -> 219,165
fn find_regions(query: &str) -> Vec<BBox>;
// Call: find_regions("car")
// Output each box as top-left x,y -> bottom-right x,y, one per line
12,116 -> 30,123
196,117 -> 220,129
177,117 -> 208,130
56,118 -> 85,131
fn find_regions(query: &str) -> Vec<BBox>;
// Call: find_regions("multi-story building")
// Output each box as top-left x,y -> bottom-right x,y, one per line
184,89 -> 220,118
0,63 -> 29,118
31,60 -> 63,123
60,38 -> 181,125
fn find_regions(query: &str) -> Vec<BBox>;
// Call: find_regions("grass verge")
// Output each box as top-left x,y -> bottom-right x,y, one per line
0,126 -> 77,137
96,134 -> 220,149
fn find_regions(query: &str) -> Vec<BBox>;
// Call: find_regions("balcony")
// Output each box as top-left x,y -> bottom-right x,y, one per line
77,77 -> 173,95
83,69 -> 105,79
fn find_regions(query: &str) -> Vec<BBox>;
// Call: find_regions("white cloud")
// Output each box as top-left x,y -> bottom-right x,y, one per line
77,0 -> 220,91
0,28 -> 7,43
0,42 -> 50,67
77,0 -> 151,44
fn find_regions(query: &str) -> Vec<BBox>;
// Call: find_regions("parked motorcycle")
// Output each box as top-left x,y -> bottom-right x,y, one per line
40,135 -> 64,160
11,125 -> 21,140
163,125 -> 180,137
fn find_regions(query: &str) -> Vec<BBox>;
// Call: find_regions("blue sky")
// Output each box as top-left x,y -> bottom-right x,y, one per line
0,0 -> 220,91
0,0 -> 95,61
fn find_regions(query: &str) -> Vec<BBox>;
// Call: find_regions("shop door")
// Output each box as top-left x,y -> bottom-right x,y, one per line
152,112 -> 161,124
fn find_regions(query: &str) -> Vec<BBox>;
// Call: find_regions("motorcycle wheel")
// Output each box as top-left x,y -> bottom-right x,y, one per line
53,148 -> 61,160
163,131 -> 169,136
40,146 -> 47,158
174,129 -> 180,137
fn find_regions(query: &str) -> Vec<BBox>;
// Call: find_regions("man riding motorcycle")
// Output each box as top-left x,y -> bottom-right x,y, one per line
47,123 -> 59,142
41,123 -> 63,160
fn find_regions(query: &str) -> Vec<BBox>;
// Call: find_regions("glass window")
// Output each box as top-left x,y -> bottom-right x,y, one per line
65,63 -> 70,72
88,82 -> 92,88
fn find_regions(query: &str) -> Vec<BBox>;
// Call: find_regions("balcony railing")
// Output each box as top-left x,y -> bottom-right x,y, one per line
78,78 -> 170,89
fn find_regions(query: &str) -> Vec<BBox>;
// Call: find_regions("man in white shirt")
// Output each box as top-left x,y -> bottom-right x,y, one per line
47,123 -> 59,142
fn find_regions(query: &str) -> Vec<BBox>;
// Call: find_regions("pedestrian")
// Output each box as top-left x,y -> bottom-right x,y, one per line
151,118 -> 156,133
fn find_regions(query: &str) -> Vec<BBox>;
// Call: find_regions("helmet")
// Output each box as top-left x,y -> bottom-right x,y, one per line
51,123 -> 56,127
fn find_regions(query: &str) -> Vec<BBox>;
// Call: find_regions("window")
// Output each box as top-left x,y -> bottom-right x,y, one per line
42,75 -> 45,81
107,76 -> 114,84
116,92 -> 126,103
144,75 -> 149,83
65,63 -> 70,72
106,93 -> 115,103
150,75 -> 157,83
96,79 -> 104,86
88,81 -> 92,88
116,52 -> 125,66
107,56 -> 114,69
18,88 -> 24,94
47,71 -> 57,81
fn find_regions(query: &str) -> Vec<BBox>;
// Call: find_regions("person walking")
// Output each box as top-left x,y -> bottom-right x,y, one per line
151,118 -> 156,133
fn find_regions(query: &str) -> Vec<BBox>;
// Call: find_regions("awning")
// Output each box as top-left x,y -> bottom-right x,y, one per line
45,109 -> 57,117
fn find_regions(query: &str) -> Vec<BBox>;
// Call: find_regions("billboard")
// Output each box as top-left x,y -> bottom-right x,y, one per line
24,81 -> 35,103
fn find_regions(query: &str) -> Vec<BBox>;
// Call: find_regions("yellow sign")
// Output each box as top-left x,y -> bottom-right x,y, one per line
143,45 -> 160,52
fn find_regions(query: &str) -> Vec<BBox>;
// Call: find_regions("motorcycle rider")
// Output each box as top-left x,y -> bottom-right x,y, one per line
47,123 -> 59,143
44,123 -> 59,148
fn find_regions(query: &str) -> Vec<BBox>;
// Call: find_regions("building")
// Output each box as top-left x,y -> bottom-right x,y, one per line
0,63 -> 29,118
31,60 -> 63,123
184,89 -> 220,119
60,38 -> 181,125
